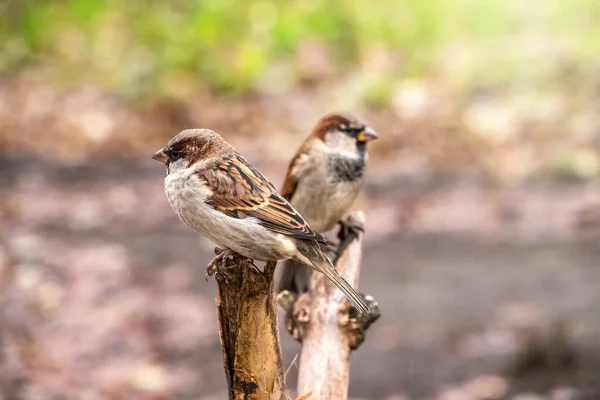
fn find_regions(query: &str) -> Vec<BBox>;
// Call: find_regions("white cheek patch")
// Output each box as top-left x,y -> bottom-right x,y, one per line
324,130 -> 359,158
168,158 -> 189,174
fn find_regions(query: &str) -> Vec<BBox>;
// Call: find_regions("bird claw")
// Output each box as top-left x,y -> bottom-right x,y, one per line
248,260 -> 262,274
337,216 -> 365,241
332,215 -> 366,262
205,248 -> 257,282
205,248 -> 237,282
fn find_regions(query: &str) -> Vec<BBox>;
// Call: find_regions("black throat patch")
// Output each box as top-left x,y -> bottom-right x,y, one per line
327,143 -> 366,182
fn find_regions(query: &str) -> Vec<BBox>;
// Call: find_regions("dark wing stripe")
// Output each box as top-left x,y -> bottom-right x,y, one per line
270,205 -> 296,218
268,198 -> 298,217
258,221 -> 324,241
231,161 -> 257,193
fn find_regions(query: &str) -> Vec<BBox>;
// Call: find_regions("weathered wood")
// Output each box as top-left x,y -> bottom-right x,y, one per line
279,211 -> 381,400
214,256 -> 288,400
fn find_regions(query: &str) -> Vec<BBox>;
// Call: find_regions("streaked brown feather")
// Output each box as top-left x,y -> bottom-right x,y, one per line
280,149 -> 304,201
197,153 -> 326,243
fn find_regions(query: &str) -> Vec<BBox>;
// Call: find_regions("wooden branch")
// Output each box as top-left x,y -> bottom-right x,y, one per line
214,255 -> 288,400
278,211 -> 381,400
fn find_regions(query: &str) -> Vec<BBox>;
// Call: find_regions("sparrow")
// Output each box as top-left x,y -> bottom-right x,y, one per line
277,113 -> 378,295
152,129 -> 370,314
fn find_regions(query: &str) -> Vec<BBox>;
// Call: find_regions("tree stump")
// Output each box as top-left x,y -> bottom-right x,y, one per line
214,256 -> 288,400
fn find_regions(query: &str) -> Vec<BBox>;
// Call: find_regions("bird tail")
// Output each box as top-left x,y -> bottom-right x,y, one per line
294,242 -> 370,315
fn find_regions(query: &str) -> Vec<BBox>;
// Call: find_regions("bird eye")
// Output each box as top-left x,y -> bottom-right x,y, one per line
169,149 -> 182,161
340,124 -> 362,136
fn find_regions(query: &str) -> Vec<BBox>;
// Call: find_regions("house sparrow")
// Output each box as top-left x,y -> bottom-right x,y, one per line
277,113 -> 378,295
152,128 -> 370,314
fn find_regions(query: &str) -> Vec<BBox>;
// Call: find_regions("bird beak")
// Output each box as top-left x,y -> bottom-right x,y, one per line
357,126 -> 378,142
152,148 -> 169,164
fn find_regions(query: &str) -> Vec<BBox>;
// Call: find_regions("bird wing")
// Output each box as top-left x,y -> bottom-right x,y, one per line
280,152 -> 302,201
197,152 -> 325,243
280,138 -> 319,201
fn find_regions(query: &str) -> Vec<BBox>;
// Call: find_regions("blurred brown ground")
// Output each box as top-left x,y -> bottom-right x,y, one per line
1,79 -> 600,400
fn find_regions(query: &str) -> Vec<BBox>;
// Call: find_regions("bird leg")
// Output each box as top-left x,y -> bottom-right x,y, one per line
332,215 -> 365,260
206,248 -> 237,280
337,216 -> 365,242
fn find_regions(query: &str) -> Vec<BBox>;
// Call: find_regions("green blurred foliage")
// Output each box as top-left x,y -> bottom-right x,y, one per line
1,0 -> 600,98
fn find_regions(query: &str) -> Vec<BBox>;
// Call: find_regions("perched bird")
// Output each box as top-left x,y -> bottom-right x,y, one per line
152,128 -> 370,314
278,113 -> 378,295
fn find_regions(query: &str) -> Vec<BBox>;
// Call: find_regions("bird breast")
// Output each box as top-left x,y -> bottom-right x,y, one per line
290,152 -> 363,232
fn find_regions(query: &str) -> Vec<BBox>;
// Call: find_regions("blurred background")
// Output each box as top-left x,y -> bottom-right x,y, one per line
2,0 -> 600,399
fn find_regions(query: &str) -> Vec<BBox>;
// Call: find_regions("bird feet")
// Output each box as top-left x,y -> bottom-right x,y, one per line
337,215 -> 365,242
206,248 -> 238,281
332,215 -> 365,260
206,248 -> 257,282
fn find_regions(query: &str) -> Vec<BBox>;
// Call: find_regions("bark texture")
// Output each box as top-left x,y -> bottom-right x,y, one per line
214,257 -> 288,400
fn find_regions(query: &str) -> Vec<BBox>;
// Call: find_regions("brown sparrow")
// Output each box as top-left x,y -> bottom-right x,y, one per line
152,129 -> 370,314
277,113 -> 378,295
